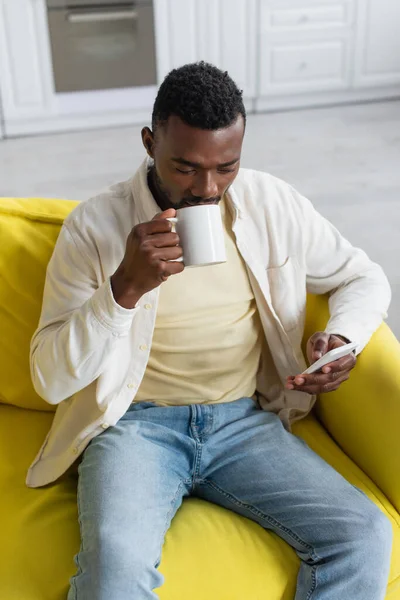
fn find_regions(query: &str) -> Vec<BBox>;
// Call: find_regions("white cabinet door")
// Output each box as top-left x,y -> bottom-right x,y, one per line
258,0 -> 355,96
154,0 -> 257,99
0,0 -> 54,127
354,0 -> 400,87
260,39 -> 352,95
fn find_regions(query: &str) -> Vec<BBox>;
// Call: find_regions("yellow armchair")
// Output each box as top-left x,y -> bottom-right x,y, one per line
0,198 -> 399,600
304,295 -> 400,514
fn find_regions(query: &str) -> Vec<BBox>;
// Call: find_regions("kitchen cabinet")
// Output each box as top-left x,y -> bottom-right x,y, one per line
256,0 -> 400,112
154,0 -> 257,105
258,0 -> 355,96
0,0 -> 157,136
354,0 -> 400,88
0,0 -> 399,137
0,0 -> 257,137
0,0 -> 54,125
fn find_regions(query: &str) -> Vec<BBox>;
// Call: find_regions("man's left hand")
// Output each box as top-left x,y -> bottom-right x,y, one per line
285,332 -> 356,395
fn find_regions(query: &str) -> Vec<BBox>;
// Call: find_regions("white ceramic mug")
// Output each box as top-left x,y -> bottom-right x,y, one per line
168,204 -> 226,268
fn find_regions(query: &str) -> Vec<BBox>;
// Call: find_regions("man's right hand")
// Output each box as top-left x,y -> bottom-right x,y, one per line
110,209 -> 184,309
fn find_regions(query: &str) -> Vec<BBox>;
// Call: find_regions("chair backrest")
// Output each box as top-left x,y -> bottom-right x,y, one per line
0,198 -> 78,411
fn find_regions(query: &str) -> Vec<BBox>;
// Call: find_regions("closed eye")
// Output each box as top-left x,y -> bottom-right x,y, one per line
176,167 -> 236,175
176,168 -> 196,175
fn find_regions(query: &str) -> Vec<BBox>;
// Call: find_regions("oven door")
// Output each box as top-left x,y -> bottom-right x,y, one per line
47,2 -> 157,92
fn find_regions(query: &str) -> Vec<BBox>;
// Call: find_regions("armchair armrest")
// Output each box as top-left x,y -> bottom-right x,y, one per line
304,295 -> 400,512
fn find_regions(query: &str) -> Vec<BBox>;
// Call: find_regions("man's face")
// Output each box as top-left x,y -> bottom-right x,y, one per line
142,115 -> 245,209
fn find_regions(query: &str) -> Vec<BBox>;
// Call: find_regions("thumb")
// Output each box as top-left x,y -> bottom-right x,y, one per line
152,208 -> 176,221
308,332 -> 330,363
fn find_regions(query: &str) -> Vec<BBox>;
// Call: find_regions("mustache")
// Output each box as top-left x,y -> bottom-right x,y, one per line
175,196 -> 221,209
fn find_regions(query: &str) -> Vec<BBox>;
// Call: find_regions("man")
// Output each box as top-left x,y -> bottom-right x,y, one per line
29,62 -> 392,599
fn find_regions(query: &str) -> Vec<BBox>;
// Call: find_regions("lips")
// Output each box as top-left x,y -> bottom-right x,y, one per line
184,200 -> 219,207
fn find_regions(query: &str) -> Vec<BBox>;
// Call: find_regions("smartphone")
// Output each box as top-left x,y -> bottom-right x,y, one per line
301,341 -> 358,375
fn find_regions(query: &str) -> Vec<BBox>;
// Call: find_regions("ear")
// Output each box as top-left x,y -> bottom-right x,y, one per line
141,127 -> 155,159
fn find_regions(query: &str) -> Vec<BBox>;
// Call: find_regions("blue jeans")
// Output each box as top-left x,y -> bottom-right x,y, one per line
68,398 -> 392,599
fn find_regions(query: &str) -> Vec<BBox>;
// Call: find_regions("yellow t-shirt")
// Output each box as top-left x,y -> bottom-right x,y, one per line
135,199 -> 263,405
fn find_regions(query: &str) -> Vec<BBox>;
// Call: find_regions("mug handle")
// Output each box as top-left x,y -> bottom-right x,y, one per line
166,217 -> 178,224
166,217 -> 183,263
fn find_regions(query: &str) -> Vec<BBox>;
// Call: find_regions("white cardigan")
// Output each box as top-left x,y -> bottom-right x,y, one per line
27,159 -> 391,487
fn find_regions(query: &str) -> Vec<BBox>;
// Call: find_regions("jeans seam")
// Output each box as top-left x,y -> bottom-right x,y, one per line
71,560 -> 79,600
71,468 -> 85,599
201,479 -> 320,560
306,565 -> 318,600
190,405 -> 199,442
192,444 -> 203,490
76,469 -> 85,553
155,480 -> 187,568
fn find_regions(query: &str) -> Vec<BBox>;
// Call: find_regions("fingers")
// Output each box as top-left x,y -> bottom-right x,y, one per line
307,331 -> 330,363
134,220 -> 174,238
148,245 -> 184,281
286,364 -> 352,394
152,209 -> 176,221
151,246 -> 183,262
143,232 -> 180,248
286,371 -> 350,395
162,260 -> 185,277
135,210 -> 177,237
329,334 -> 350,347
321,353 -> 356,374
158,259 -> 185,282
291,332 -> 356,395
306,332 -> 356,374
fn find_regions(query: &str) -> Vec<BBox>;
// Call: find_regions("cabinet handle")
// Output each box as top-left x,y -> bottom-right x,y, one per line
67,10 -> 138,24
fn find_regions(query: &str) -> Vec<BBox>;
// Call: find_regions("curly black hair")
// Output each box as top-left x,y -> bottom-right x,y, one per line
152,61 -> 246,132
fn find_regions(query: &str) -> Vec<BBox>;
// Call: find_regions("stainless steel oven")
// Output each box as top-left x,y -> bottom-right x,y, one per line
46,0 -> 157,92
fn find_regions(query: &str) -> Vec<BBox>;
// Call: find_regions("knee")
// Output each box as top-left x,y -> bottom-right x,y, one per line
93,523 -> 153,572
366,506 -> 393,555
352,502 -> 393,565
84,523 -> 162,589
72,523 -> 163,598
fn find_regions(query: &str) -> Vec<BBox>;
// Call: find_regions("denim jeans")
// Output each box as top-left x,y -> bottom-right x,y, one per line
68,398 -> 392,599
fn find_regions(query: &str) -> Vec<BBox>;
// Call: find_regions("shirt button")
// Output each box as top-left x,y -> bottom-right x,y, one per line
144,303 -> 152,310
139,344 -> 148,351
101,423 -> 109,430
72,447 -> 79,455
127,383 -> 135,389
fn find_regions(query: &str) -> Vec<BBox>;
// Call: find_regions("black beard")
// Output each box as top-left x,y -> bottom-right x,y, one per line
173,196 -> 221,209
147,165 -> 174,212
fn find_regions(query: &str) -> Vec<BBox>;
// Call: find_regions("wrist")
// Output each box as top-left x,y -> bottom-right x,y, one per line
110,271 -> 142,309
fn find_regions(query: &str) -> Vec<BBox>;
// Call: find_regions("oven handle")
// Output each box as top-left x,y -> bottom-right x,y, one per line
67,9 -> 138,23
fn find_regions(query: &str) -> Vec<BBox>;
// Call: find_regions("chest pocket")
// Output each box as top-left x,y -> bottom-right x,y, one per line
266,256 -> 306,333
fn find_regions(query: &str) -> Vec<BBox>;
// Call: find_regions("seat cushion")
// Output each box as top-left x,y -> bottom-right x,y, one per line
1,404 -> 399,600
0,198 -> 78,411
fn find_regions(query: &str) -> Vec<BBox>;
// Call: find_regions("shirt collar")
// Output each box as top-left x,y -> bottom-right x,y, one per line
131,157 -> 159,223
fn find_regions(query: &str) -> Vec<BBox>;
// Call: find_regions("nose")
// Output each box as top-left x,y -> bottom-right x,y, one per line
191,171 -> 218,200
